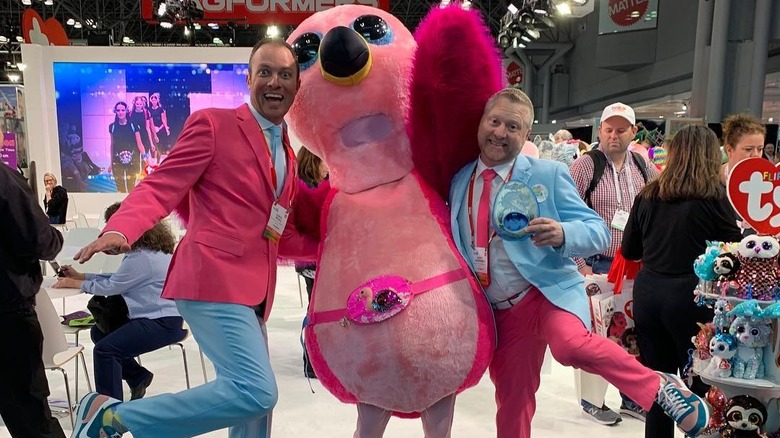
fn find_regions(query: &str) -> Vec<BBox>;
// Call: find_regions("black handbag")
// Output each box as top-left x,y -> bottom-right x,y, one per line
87,295 -> 129,333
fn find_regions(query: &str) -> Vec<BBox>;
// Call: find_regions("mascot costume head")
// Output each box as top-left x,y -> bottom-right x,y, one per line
287,1 -> 501,418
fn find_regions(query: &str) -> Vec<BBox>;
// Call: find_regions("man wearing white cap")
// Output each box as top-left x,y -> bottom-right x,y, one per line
569,103 -> 659,425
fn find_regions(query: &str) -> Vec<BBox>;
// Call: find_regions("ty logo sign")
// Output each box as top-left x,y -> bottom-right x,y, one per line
727,157 -> 780,235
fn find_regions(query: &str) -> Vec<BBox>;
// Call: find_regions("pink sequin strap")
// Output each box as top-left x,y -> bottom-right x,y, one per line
308,268 -> 468,326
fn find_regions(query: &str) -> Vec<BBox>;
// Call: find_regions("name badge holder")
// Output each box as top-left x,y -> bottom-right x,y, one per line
264,203 -> 290,243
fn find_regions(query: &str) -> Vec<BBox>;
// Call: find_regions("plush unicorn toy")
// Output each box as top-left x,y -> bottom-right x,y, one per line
286,2 -> 501,434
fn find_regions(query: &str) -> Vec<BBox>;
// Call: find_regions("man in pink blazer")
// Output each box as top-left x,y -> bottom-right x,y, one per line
69,39 -> 317,438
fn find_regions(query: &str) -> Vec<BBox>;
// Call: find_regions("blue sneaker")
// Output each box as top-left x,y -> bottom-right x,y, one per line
71,392 -> 123,438
655,372 -> 709,437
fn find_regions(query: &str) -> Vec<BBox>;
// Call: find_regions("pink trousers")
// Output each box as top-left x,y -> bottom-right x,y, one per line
490,288 -> 659,438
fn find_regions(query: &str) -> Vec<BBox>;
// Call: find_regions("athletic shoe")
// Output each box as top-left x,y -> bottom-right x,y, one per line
71,392 -> 122,438
581,400 -> 622,426
655,372 -> 709,437
620,400 -> 647,422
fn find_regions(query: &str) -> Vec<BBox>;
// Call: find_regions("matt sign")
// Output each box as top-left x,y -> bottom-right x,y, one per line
142,0 -> 390,25
505,61 -> 523,86
598,0 -> 658,35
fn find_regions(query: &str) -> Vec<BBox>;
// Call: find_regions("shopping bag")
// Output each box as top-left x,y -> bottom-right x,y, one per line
604,252 -> 641,356
590,290 -> 615,338
585,274 -> 614,335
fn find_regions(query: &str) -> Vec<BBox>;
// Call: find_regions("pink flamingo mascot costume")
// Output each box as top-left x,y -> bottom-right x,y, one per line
287,3 -> 503,435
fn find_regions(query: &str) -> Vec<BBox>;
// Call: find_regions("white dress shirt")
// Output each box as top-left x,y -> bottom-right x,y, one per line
458,157 -> 531,303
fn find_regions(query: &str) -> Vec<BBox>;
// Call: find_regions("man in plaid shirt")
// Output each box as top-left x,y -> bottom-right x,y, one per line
569,102 -> 659,426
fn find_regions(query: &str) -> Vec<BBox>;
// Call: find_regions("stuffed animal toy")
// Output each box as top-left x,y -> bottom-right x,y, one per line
286,2 -> 500,423
722,395 -> 767,437
691,322 -> 716,360
713,298 -> 734,333
703,386 -> 728,435
694,244 -> 721,281
729,316 -> 771,379
705,332 -> 738,378
735,235 -> 780,300
714,252 -> 741,281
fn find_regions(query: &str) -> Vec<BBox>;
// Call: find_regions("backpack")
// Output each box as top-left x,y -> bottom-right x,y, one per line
87,295 -> 129,334
583,149 -> 648,208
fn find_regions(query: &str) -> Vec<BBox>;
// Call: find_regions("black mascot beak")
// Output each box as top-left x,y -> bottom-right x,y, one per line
319,26 -> 372,86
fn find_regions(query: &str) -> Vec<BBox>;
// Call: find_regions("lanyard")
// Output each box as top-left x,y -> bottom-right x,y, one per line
609,152 -> 635,209
467,166 -> 514,246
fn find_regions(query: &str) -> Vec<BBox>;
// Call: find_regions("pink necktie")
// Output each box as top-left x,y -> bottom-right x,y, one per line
476,168 -> 498,250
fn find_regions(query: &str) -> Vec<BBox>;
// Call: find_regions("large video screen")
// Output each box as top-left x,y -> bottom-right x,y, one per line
53,62 -> 249,192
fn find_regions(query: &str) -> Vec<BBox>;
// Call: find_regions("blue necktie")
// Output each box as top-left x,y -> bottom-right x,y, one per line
268,125 -> 286,197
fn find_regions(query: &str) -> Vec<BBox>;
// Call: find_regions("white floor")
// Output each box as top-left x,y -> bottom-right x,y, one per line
0,266 -> 684,437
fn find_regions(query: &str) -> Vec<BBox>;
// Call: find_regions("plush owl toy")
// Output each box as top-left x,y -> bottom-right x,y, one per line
286,1 -> 501,427
734,235 -> 780,300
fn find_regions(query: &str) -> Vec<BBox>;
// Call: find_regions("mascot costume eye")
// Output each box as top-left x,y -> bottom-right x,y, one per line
286,0 -> 502,427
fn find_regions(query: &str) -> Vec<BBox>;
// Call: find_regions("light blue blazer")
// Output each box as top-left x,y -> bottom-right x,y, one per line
449,154 -> 611,327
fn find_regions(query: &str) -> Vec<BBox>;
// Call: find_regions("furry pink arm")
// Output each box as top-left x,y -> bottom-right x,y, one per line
408,4 -> 504,201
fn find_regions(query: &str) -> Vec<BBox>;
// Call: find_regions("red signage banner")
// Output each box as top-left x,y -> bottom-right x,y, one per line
505,61 -> 523,86
22,8 -> 69,46
141,0 -> 391,25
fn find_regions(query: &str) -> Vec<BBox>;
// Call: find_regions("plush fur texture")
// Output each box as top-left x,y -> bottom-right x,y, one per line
407,5 -> 503,200
286,4 -> 498,416
308,174 -> 490,413
293,179 -> 330,241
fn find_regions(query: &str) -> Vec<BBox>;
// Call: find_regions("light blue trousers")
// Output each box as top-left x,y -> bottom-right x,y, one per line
116,300 -> 277,438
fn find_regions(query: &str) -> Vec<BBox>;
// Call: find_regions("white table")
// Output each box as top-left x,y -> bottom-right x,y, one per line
41,277 -> 82,300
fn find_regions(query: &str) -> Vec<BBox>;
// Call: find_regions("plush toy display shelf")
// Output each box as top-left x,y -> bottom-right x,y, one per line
686,157 -> 780,435
692,259 -> 780,435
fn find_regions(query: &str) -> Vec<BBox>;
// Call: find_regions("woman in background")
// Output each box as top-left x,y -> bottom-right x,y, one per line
295,147 -> 328,379
110,101 -> 147,193
719,113 -> 766,235
54,202 -> 186,401
42,172 -> 68,224
622,125 -> 742,438
129,96 -> 155,160
148,92 -> 171,161
720,114 -> 765,183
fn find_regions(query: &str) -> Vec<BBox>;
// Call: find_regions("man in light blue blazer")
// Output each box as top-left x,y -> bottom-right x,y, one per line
448,87 -> 709,438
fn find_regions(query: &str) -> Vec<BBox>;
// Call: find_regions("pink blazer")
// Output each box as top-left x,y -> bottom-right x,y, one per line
103,104 -> 316,320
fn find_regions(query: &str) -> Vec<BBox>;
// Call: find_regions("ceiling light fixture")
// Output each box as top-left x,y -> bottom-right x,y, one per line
555,2 -> 572,15
266,25 -> 279,38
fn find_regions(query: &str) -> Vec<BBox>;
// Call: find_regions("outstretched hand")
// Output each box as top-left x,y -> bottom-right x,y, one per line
525,218 -> 565,248
74,233 -> 131,263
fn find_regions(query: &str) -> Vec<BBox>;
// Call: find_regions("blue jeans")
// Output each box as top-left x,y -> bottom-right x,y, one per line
585,255 -> 613,275
116,300 -> 277,438
90,316 -> 186,401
